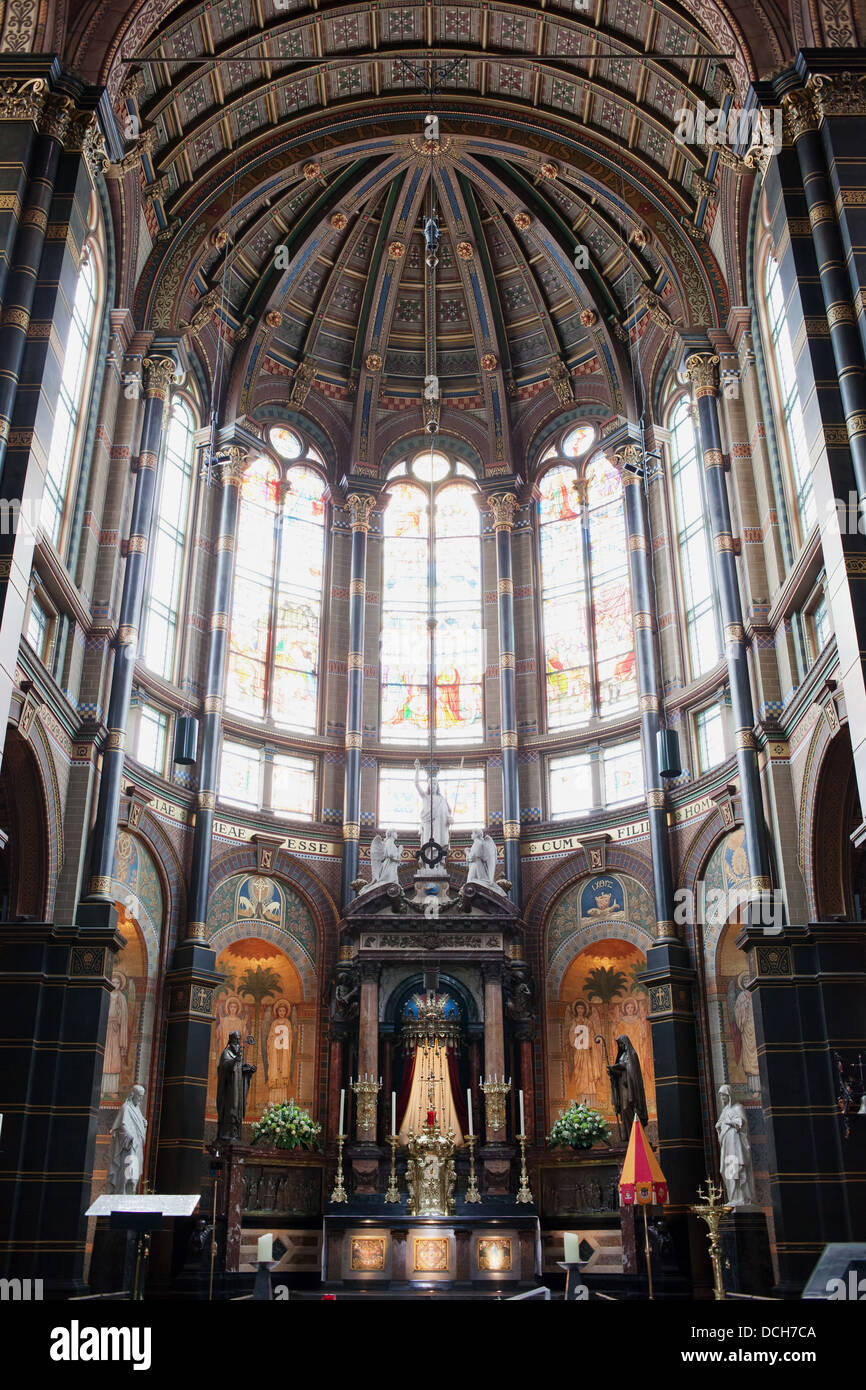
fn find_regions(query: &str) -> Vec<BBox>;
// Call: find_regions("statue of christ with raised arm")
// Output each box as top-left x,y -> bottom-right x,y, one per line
413,759 -> 453,849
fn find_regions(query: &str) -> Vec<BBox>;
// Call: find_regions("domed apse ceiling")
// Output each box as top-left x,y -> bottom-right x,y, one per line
114,0 -> 779,468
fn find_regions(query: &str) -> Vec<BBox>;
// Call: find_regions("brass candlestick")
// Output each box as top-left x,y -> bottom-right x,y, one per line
464,1132 -> 481,1204
691,1178 -> 731,1300
329,1132 -> 348,1204
384,1134 -> 400,1203
515,1133 -> 533,1204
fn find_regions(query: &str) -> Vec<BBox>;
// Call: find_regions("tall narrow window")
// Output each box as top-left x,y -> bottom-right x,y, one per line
669,397 -> 721,678
764,251 -> 815,536
379,451 -> 483,744
143,396 -> 196,679
41,247 -> 100,546
538,435 -> 636,729
225,431 -> 326,732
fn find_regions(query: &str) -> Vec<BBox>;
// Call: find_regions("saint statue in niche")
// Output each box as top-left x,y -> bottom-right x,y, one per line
106,1085 -> 147,1194
216,1031 -> 256,1142
413,759 -> 453,848
716,1084 -> 755,1206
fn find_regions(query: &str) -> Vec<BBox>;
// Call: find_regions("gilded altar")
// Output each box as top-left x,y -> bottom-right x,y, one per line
405,1126 -> 457,1217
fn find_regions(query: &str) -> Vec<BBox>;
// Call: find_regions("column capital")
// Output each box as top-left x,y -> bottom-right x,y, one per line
215,444 -> 248,487
684,352 -> 720,397
781,87 -> 820,142
0,76 -> 48,125
488,492 -> 519,531
808,71 -> 866,122
613,444 -> 644,477
345,493 -> 377,531
143,354 -> 179,401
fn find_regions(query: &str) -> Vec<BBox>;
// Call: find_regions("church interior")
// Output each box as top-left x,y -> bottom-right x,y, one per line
0,0 -> 865,1307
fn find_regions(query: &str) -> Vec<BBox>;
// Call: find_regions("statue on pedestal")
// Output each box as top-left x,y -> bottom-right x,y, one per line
465,828 -> 503,892
216,1030 -> 256,1142
357,829 -> 402,894
716,1084 -> 755,1206
106,1084 -> 147,1194
607,1035 -> 648,1142
413,759 -> 453,850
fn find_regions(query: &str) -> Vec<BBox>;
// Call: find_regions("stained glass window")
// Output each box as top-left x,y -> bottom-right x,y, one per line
378,765 -> 486,829
669,396 -> 721,678
549,740 -> 643,819
143,396 -> 196,679
226,442 -> 326,733
41,247 -> 100,546
764,251 -> 815,536
538,450 -> 636,730
380,461 -> 484,745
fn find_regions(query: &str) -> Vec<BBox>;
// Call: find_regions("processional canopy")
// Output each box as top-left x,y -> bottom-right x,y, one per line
402,990 -> 461,1049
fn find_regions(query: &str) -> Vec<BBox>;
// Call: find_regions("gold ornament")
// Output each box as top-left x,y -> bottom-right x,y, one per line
387,241 -> 405,259
456,241 -> 474,259
513,211 -> 531,231
480,352 -> 497,371
365,352 -> 383,372
580,308 -> 598,328
330,212 -> 348,230
265,309 -> 283,328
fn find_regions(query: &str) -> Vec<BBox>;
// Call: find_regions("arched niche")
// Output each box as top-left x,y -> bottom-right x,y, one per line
0,724 -> 50,919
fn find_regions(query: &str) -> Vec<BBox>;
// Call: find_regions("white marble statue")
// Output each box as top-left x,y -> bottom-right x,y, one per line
465,829 -> 503,892
413,759 -> 453,848
106,1084 -> 147,1195
359,829 -> 402,894
716,1083 -> 755,1206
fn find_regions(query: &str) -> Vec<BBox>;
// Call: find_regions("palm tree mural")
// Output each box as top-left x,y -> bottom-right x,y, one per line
582,967 -> 628,1058
238,966 -> 283,1086
628,959 -> 648,996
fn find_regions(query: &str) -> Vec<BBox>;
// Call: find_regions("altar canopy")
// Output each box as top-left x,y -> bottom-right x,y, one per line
398,1043 -> 465,1146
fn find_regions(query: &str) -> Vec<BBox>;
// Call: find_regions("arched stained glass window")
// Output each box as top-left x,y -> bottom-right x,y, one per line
538,446 -> 636,729
226,439 -> 326,733
763,250 -> 815,536
380,453 -> 483,744
142,396 -> 196,678
41,246 -> 100,546
668,396 -> 721,678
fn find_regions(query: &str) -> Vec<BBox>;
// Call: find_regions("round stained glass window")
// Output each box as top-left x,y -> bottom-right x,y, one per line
412,451 -> 451,483
561,424 -> 596,459
269,426 -> 304,459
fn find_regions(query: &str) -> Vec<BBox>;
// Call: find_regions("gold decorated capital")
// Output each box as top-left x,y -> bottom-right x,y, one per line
488,492 -> 519,531
143,355 -> 178,401
0,78 -> 48,126
216,445 -> 248,486
614,444 -> 643,473
684,353 -> 720,397
781,88 -> 820,143
346,493 -> 377,531
808,71 -> 866,122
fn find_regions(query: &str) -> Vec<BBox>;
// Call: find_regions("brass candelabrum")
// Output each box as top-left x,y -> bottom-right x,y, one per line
351,1075 -> 381,1136
691,1178 -> 732,1300
515,1133 -> 533,1204
329,1133 -> 348,1204
464,1132 -> 481,1204
481,1076 -> 511,1136
384,1134 -> 400,1204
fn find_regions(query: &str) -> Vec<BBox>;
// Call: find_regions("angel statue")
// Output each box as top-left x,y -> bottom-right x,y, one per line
465,829 -> 503,893
358,828 -> 402,895
413,759 -> 453,849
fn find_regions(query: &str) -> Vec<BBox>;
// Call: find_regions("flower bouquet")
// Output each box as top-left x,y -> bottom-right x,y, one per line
547,1101 -> 610,1151
251,1099 -> 323,1151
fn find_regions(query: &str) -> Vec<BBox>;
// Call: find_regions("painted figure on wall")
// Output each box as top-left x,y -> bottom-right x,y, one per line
263,997 -> 295,1105
567,998 -> 604,1105
100,901 -> 148,1101
730,972 -> 760,1094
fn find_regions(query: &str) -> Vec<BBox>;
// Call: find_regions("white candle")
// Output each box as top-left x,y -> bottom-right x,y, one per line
563,1233 -> 580,1265
338,1088 -> 345,1134
257,1233 -> 273,1263
466,1089 -> 473,1137
519,1089 -> 525,1135
391,1091 -> 396,1137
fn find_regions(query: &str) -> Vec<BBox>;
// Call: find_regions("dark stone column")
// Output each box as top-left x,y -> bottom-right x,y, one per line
613,446 -> 677,939
487,494 -> 521,902
736,920 -> 866,1294
79,354 -> 178,911
341,494 -> 376,905
186,445 -> 247,939
0,916 -> 124,1294
685,353 -> 773,899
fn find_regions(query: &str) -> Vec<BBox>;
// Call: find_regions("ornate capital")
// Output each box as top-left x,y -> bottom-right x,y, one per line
216,444 -> 248,486
808,71 -> 866,122
546,356 -> 573,405
684,352 -> 720,397
488,492 -> 519,531
39,93 -> 75,145
0,77 -> 48,126
346,493 -> 376,531
635,284 -> 674,331
781,88 -> 820,143
613,443 -> 644,473
142,355 -> 178,400
291,358 -> 318,405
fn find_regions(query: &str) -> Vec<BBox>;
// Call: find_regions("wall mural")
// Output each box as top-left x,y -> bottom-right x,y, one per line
702,830 -> 760,1097
206,938 -> 316,1123
547,936 -> 657,1132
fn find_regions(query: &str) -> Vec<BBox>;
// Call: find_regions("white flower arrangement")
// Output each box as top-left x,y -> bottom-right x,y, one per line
250,1098 -> 323,1151
547,1101 -> 610,1151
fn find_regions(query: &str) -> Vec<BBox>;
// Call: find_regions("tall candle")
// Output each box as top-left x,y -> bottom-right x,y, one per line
467,1088 -> 473,1137
519,1089 -> 525,1135
338,1088 -> 345,1134
563,1233 -> 580,1265
391,1091 -> 396,1137
257,1233 -> 273,1263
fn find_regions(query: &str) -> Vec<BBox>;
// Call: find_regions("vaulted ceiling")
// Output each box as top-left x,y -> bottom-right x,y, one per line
67,0 -> 799,466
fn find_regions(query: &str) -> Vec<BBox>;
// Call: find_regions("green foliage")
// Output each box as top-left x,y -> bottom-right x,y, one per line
547,1101 -> 610,1151
582,967 -> 628,1005
237,966 -> 283,1005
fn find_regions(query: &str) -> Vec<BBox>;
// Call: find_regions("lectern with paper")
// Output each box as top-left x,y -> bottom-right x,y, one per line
86,1194 -> 200,1300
